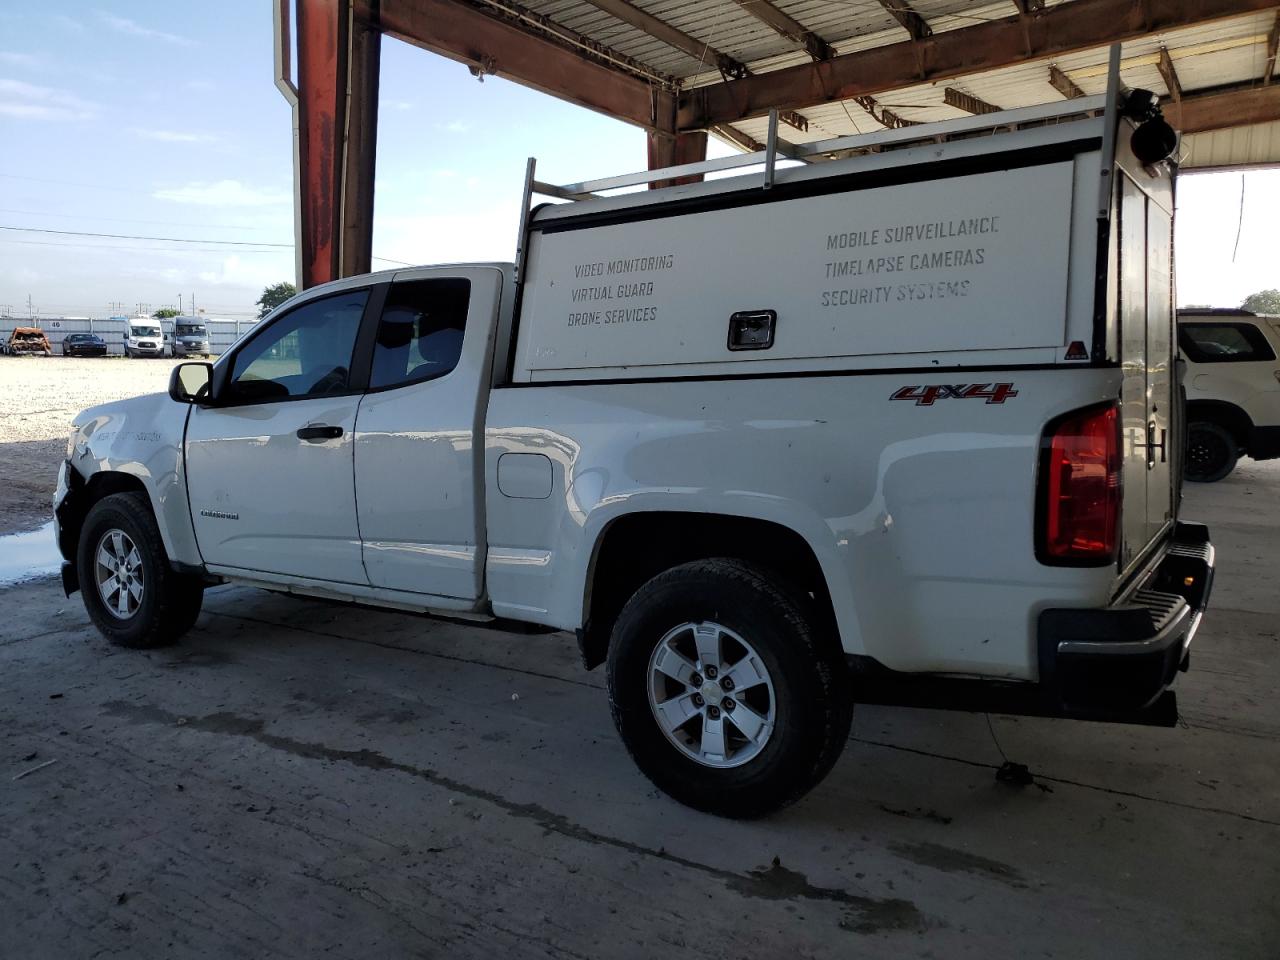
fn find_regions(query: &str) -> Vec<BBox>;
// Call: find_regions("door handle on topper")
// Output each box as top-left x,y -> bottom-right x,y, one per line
296,424 -> 343,442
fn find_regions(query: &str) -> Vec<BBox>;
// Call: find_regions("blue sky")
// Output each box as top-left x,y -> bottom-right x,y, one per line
0,1 -> 1275,318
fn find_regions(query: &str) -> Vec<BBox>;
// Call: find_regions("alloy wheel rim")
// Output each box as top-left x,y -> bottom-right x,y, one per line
95,528 -> 144,620
647,621 -> 776,769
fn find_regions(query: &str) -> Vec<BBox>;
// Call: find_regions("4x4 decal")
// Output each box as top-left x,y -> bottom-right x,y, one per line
890,383 -> 1019,406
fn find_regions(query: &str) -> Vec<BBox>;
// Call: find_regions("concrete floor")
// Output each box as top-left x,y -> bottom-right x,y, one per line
2,463 -> 1278,959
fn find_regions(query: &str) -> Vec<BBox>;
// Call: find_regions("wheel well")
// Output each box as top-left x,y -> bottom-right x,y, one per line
57,469 -> 151,561
578,512 -> 838,671
1186,400 -> 1252,449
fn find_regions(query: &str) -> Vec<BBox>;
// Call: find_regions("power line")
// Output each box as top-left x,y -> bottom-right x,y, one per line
0,224 -> 294,247
0,207 -> 273,230
1,238 -> 289,255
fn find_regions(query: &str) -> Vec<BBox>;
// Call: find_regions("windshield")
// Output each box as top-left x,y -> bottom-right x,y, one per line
131,325 -> 161,338
176,324 -> 206,337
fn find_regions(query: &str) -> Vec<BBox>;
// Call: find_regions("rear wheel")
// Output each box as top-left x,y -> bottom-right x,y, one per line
606,558 -> 851,818
1185,420 -> 1238,483
77,492 -> 204,648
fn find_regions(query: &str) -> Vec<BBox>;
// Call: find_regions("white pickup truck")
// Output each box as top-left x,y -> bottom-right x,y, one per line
54,85 -> 1215,817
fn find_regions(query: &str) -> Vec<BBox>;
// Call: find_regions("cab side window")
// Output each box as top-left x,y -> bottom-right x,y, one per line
1179,323 -> 1276,364
369,278 -> 471,390
227,290 -> 369,402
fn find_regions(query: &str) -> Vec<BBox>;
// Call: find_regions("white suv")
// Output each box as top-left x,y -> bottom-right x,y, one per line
1178,309 -> 1280,482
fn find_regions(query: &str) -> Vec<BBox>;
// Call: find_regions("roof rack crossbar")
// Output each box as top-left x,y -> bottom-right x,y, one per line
793,95 -> 1108,158
536,93 -> 1109,202
557,150 -> 773,195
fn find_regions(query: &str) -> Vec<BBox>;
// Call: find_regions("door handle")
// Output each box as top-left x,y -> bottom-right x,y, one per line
296,424 -> 343,442
1144,421 -> 1167,467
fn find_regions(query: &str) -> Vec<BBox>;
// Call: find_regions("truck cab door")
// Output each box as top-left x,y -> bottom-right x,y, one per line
185,287 -> 373,584
353,267 -> 501,600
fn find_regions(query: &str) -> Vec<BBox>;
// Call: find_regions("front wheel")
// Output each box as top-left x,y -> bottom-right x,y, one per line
606,559 -> 851,818
77,492 -> 204,648
1185,420 -> 1238,483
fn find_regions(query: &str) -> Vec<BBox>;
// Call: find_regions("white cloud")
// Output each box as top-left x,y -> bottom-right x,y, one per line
153,180 -> 291,207
0,78 -> 95,120
385,99 -> 414,111
0,51 -> 42,69
132,128 -> 217,143
437,120 -> 470,134
96,11 -> 192,46
184,79 -> 216,92
53,14 -> 85,32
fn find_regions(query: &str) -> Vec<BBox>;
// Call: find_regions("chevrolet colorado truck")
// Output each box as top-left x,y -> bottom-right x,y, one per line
54,86 -> 1214,817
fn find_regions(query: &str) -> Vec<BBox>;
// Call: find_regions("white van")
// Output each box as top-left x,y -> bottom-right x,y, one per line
123,317 -> 166,358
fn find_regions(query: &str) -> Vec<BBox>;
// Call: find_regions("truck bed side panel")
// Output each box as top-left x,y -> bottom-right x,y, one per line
485,369 -> 1120,680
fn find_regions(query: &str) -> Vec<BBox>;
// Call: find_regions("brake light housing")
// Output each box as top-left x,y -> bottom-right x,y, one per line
1036,403 -> 1121,565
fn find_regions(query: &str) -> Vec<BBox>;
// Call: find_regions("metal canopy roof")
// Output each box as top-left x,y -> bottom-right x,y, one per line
281,0 -> 1279,290
468,0 -> 1280,169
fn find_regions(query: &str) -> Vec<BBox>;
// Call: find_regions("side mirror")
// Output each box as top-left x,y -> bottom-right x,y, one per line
169,361 -> 215,404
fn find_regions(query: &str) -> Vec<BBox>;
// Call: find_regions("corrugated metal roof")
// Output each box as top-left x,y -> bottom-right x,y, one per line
510,0 -> 1279,168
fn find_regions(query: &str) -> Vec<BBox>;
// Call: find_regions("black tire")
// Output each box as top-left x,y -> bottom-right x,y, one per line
77,492 -> 204,648
606,558 -> 852,818
1185,420 -> 1238,483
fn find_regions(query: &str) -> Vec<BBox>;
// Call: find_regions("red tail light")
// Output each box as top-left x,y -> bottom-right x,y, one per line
1037,403 -> 1121,564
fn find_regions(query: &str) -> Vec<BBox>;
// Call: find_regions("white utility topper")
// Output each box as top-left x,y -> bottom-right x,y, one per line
54,61 -> 1214,817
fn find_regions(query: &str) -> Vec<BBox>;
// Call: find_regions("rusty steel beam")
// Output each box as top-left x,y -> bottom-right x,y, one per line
1265,12 -> 1278,83
677,0 -> 1279,129
1166,80 -> 1280,133
728,0 -> 833,61
878,0 -> 932,40
295,0 -> 346,289
340,10 -> 380,280
854,95 -> 920,128
711,124 -> 763,152
1048,64 -> 1087,99
943,87 -> 1002,114
1157,46 -> 1183,102
647,130 -> 709,187
379,0 -> 673,131
582,0 -> 746,79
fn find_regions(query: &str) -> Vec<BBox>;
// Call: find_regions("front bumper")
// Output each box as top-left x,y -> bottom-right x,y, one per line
173,342 -> 210,355
1249,425 -> 1280,461
1039,521 -> 1214,717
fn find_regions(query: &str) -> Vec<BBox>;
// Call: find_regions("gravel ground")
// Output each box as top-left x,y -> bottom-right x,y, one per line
0,356 -> 184,534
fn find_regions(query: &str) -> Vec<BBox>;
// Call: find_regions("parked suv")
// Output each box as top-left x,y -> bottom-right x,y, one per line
1178,308 -> 1280,482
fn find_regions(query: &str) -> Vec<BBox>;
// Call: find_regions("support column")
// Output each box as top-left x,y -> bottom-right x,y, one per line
646,130 -> 708,188
292,0 -> 381,290
341,7 -> 380,279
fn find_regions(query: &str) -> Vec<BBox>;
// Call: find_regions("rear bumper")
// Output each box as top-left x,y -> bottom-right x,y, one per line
1038,521 -> 1214,715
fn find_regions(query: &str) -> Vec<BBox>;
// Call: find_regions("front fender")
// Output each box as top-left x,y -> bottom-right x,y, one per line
63,393 -> 201,567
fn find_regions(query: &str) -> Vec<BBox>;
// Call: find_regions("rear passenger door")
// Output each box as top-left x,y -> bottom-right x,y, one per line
353,267 -> 502,599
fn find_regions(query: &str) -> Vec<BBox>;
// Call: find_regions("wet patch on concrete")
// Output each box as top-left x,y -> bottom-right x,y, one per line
728,857 -> 925,934
0,521 -> 61,586
157,649 -> 236,669
889,840 -> 1026,888
877,804 -> 953,825
101,699 -> 931,935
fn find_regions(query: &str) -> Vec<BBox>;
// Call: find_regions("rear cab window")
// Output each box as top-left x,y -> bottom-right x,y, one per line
368,278 -> 471,390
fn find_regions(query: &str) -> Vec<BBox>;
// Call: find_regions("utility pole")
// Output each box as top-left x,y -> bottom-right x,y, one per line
178,293 -> 183,314
27,293 -> 34,319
